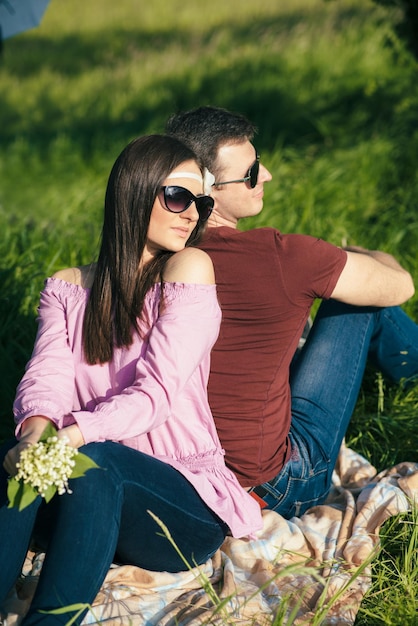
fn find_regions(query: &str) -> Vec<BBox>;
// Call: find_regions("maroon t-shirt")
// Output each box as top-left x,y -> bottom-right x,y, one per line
199,226 -> 347,487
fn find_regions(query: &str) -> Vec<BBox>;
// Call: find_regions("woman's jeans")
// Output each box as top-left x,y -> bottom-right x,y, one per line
0,442 -> 227,624
257,301 -> 418,518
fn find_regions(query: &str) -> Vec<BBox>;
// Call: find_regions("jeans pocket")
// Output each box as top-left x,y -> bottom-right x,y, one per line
262,439 -> 332,517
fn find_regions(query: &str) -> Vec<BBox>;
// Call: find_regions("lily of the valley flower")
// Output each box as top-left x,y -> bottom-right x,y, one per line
7,422 -> 99,511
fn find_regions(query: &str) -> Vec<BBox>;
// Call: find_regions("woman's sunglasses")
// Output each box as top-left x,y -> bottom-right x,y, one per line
158,186 -> 214,222
214,153 -> 260,189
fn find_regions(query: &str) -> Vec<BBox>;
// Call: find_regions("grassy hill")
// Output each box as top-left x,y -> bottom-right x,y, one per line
0,0 -> 417,622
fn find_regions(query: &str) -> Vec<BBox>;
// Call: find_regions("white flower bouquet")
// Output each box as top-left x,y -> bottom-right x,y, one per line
7,422 -> 99,511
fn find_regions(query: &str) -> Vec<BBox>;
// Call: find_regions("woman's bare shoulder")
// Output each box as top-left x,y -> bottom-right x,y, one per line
51,264 -> 96,288
163,248 -> 215,285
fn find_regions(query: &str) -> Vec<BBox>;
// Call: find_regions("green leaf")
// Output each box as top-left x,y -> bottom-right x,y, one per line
39,421 -> 58,442
7,476 -> 23,508
70,452 -> 101,479
43,484 -> 57,503
7,476 -> 40,511
17,484 -> 39,511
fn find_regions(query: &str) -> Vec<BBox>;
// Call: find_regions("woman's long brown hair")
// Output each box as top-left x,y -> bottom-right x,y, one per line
82,134 -> 205,364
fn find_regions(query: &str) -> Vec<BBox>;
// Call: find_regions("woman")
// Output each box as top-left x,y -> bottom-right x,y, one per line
0,135 -> 263,624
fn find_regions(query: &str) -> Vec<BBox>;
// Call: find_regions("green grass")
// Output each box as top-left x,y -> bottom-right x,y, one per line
1,0 -> 418,622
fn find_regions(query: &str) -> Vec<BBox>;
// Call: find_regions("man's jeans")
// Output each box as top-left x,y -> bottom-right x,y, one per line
257,301 -> 418,518
0,442 -> 227,624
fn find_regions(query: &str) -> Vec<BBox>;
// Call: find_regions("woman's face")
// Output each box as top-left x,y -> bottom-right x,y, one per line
144,160 -> 203,262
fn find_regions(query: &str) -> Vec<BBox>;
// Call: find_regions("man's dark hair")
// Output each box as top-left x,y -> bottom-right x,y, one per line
166,106 -> 257,180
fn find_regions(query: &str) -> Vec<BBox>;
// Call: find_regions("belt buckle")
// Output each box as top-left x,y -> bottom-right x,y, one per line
250,485 -> 269,509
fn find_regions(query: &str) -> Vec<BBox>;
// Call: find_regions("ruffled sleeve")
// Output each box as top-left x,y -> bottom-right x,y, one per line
13,279 -> 82,434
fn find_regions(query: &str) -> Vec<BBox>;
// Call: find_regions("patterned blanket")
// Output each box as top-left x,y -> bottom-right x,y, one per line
4,442 -> 418,625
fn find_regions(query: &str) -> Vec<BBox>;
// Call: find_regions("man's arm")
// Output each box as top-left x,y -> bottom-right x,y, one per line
330,246 -> 415,307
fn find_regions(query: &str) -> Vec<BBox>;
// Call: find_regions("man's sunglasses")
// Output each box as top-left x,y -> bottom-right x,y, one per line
214,153 -> 260,189
158,186 -> 214,222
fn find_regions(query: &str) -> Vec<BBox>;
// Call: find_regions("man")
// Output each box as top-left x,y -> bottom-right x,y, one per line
166,106 -> 418,518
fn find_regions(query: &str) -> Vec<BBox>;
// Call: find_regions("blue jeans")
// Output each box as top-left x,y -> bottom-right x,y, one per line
0,442 -> 227,624
255,301 -> 418,518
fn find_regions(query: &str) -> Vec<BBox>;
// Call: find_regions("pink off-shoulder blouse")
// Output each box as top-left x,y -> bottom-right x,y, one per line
13,277 -> 263,538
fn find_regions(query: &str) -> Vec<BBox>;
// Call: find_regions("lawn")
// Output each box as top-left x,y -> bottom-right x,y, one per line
0,0 -> 417,622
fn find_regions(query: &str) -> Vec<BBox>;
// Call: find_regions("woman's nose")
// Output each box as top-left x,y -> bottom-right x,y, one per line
181,202 -> 200,221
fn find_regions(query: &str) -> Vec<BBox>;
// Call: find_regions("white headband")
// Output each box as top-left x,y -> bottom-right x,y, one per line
166,169 -> 215,195
166,172 -> 203,183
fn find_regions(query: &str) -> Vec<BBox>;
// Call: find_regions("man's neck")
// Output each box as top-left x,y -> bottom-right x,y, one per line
207,212 -> 238,229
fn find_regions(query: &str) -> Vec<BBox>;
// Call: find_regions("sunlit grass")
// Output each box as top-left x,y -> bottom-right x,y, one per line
1,0 -> 417,622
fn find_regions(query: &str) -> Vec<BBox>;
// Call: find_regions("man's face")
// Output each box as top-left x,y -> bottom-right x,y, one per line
209,140 -> 272,227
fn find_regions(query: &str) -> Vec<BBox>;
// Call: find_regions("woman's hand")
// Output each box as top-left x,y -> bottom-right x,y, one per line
3,415 -> 52,476
3,417 -> 85,476
3,439 -> 34,477
57,424 -> 85,449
